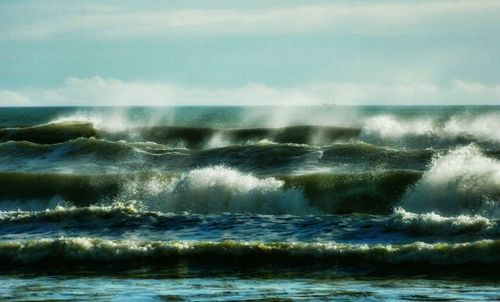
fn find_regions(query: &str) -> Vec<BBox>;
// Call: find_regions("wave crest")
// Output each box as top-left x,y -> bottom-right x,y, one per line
388,208 -> 496,235
400,145 -> 500,217
361,113 -> 500,147
120,166 -> 312,215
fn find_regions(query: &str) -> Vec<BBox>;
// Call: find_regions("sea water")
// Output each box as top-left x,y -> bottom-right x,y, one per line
0,106 -> 499,301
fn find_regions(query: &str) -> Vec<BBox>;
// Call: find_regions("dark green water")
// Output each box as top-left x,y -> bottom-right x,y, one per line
0,106 -> 499,301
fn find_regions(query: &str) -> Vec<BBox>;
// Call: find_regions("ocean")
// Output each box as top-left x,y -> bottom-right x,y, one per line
0,106 -> 499,301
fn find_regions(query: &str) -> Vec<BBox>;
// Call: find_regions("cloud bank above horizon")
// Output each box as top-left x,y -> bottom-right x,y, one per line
1,76 -> 499,106
0,0 -> 499,106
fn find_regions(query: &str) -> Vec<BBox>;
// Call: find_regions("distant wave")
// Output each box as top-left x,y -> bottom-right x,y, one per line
361,113 -> 500,148
0,122 -> 360,148
1,237 -> 499,268
2,111 -> 499,149
0,122 -> 97,145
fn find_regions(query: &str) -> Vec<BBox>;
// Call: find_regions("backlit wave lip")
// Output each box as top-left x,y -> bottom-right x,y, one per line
400,145 -> 500,218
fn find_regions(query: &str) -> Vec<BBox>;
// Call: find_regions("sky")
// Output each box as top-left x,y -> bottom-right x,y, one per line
0,0 -> 500,106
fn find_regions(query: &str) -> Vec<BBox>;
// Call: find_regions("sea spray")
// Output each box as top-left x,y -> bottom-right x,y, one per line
0,169 -> 422,214
119,166 -> 312,215
400,145 -> 500,217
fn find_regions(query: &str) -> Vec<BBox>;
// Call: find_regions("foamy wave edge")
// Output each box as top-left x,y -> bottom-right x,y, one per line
0,201 -> 145,222
1,238 -> 499,266
388,208 -> 497,235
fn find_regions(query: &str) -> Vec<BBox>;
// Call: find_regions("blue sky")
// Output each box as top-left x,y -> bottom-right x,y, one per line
1,0 -> 499,105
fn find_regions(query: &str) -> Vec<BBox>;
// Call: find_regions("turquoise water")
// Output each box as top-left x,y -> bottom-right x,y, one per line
2,275 -> 499,301
0,106 -> 499,300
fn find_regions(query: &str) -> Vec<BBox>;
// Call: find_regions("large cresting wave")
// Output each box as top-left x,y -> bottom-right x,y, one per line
0,167 -> 420,215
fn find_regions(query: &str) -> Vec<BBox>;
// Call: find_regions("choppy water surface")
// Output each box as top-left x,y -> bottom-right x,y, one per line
0,106 -> 499,300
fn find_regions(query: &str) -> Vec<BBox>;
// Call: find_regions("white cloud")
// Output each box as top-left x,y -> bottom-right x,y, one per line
2,1 -> 500,39
452,80 -> 500,94
0,77 -> 498,106
0,90 -> 31,106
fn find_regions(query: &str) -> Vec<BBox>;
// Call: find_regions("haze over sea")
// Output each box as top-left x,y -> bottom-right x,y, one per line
0,105 -> 499,300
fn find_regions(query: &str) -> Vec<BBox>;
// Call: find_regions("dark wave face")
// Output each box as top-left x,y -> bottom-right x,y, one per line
0,138 -> 435,175
0,123 -> 361,147
0,169 -> 421,214
0,106 -> 499,279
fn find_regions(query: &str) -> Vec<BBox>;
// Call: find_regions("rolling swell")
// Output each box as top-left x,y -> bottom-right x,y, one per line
0,168 -> 421,214
0,138 -> 435,175
0,238 -> 499,268
320,142 -> 433,170
2,118 -> 498,150
0,122 -> 96,144
0,137 -> 178,160
0,172 -> 121,206
0,122 -> 361,147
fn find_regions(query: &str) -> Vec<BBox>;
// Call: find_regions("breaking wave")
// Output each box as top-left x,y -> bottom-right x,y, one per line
388,207 -> 497,235
400,145 -> 500,217
120,166 -> 311,215
0,167 -> 421,215
2,111 -> 499,149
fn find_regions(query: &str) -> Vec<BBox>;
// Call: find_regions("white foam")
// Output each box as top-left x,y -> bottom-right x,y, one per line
443,113 -> 500,143
119,166 -> 313,215
390,207 -> 496,235
400,145 -> 500,217
49,110 -> 137,132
